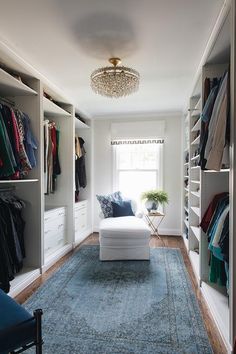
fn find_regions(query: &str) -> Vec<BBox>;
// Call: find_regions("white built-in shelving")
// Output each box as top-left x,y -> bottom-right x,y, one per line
191,226 -> 200,242
0,48 -> 92,297
0,66 -> 42,295
0,68 -> 38,96
74,113 -> 92,246
182,16 -> 233,349
191,118 -> 201,132
43,96 -> 71,117
191,154 -> 200,161
191,135 -> 200,145
75,117 -> 90,129
189,250 -> 200,279
191,180 -> 200,184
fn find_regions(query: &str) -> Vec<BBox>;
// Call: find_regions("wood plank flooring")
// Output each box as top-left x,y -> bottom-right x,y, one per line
15,234 -> 226,354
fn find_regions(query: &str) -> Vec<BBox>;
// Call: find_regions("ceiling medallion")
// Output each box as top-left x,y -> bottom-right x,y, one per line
90,57 -> 140,98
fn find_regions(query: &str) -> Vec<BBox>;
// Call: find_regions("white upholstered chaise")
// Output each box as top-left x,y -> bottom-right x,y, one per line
99,215 -> 151,261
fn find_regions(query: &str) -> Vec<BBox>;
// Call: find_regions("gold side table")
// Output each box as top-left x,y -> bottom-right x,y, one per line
144,211 -> 165,238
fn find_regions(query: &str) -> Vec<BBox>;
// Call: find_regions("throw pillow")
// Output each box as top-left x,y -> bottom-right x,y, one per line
111,200 -> 134,217
96,191 -> 123,218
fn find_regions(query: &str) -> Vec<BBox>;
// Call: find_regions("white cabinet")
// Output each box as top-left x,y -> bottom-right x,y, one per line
44,207 -> 67,258
75,201 -> 88,243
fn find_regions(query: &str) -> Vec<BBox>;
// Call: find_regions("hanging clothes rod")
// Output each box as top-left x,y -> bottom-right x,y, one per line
0,96 -> 15,107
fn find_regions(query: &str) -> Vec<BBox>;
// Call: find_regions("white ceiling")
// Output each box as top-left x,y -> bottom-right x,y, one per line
0,0 -> 225,118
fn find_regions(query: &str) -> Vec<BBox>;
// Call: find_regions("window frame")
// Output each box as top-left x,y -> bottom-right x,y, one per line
112,142 -> 164,196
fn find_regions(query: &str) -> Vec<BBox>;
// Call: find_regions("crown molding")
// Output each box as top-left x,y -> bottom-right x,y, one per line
92,110 -> 183,121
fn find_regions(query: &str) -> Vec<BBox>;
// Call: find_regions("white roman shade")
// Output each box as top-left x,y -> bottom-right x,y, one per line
111,121 -> 165,144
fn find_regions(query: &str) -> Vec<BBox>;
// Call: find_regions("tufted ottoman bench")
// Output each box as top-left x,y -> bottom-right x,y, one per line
99,216 -> 151,261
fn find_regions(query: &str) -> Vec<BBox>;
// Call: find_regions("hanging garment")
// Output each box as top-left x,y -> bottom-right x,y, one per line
198,80 -> 220,169
44,120 -> 49,194
21,113 -> 37,168
75,136 -> 87,195
0,193 -> 26,293
44,121 -> 61,194
211,205 -> 230,248
0,103 -> 37,179
14,110 -> 32,176
0,111 -> 16,177
204,71 -> 229,171
200,192 -> 228,233
200,193 -> 229,289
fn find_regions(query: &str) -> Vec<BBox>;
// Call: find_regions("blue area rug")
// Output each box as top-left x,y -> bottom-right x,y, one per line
25,246 -> 212,353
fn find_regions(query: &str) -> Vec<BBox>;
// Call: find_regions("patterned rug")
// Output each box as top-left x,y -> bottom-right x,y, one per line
25,246 -> 212,354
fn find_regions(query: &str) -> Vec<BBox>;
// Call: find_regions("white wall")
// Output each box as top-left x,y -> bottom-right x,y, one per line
93,115 -> 182,235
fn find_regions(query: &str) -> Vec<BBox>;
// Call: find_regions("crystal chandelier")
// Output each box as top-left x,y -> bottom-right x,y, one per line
90,58 -> 140,98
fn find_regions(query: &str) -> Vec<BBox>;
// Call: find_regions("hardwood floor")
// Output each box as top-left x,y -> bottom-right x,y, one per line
15,234 -> 227,354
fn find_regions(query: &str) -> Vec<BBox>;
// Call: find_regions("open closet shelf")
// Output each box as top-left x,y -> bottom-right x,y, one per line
183,234 -> 189,250
190,226 -> 200,242
191,180 -> 200,184
0,68 -> 37,96
194,98 -> 202,111
191,135 -> 200,145
191,110 -> 201,118
191,118 -> 201,132
191,206 -> 200,217
191,191 -> 200,198
43,96 -> 71,117
184,219 -> 189,228
75,117 -> 90,129
204,169 -> 230,173
0,179 -> 39,184
191,154 -> 200,161
201,282 -> 229,344
189,250 -> 200,279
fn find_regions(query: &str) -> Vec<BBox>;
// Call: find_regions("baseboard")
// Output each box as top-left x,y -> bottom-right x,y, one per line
158,228 -> 181,236
93,226 -> 100,233
93,226 -> 181,236
74,228 -> 93,247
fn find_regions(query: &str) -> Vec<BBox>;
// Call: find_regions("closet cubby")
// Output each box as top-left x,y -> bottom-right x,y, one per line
42,89 -> 74,271
0,71 -> 42,297
182,111 -> 189,250
74,115 -> 92,246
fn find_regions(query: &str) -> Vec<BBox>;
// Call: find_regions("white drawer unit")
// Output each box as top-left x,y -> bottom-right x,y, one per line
75,200 -> 88,242
44,207 -> 67,257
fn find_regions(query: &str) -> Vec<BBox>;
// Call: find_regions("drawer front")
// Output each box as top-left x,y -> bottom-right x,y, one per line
44,207 -> 67,256
44,207 -> 66,222
75,200 -> 87,211
44,209 -> 66,233
44,228 -> 65,256
75,209 -> 87,231
44,221 -> 66,239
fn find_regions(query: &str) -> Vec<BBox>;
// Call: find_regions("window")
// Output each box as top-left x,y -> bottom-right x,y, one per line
113,140 -> 163,206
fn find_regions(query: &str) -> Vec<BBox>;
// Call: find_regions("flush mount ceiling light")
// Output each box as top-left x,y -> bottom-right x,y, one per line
90,57 -> 140,98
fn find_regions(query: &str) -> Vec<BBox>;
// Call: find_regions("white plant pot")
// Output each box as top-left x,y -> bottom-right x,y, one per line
145,200 -> 158,212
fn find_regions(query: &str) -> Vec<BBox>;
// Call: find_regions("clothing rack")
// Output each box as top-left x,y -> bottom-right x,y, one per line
0,96 -> 15,107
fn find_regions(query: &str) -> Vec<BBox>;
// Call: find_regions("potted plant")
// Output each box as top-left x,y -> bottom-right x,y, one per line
141,189 -> 168,212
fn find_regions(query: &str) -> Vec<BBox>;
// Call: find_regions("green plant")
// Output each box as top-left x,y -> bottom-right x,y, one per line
141,189 -> 169,205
